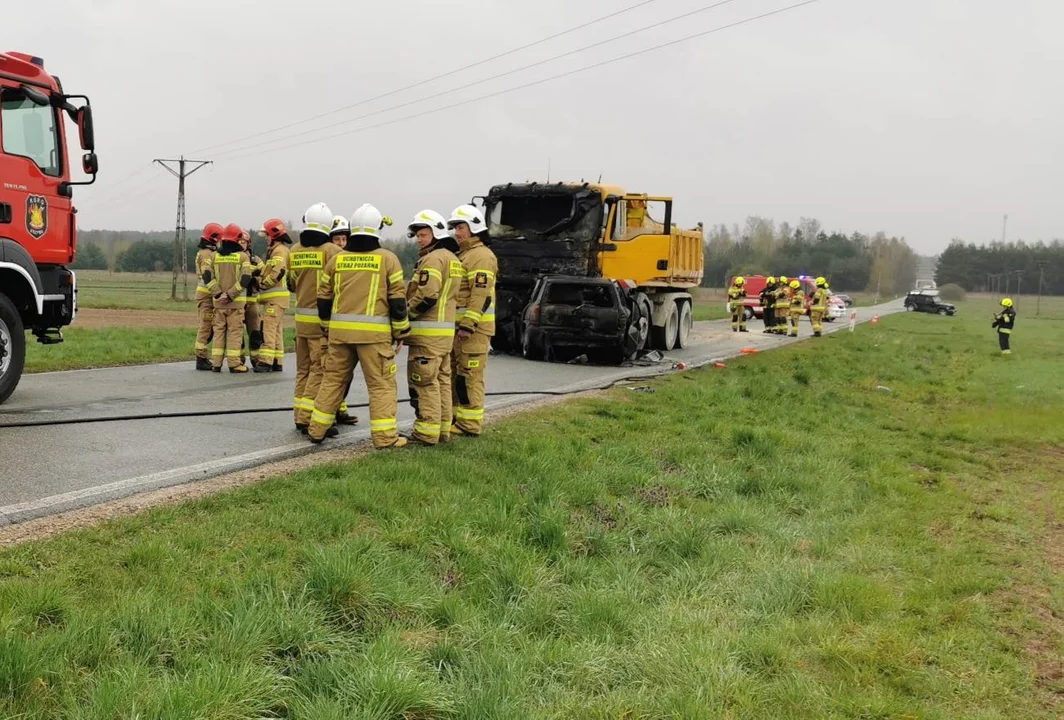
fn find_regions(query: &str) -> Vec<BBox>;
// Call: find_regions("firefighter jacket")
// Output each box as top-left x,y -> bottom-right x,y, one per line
774,284 -> 792,310
288,237 -> 341,338
205,242 -> 252,307
456,238 -> 497,336
317,248 -> 410,344
195,247 -> 214,297
407,244 -> 463,354
790,289 -> 806,310
759,284 -> 776,311
992,308 -> 1016,333
257,243 -> 291,307
727,286 -> 746,309
811,287 -> 829,311
247,254 -> 265,303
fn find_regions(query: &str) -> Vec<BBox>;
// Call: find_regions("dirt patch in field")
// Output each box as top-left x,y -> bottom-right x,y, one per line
75,308 -> 199,330
0,390 -> 606,547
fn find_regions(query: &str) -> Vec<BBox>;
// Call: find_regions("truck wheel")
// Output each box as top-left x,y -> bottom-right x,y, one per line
675,300 -> 693,349
650,301 -> 679,351
0,294 -> 26,405
633,293 -> 652,351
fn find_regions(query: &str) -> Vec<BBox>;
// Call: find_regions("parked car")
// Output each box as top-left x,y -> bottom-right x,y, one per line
825,295 -> 846,322
904,291 -> 956,315
833,293 -> 854,307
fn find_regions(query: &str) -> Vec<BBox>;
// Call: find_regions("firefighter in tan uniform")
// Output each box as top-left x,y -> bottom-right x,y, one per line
774,275 -> 792,335
447,204 -> 497,437
308,203 -> 409,449
809,276 -> 829,337
288,203 -> 343,434
204,223 -> 253,372
193,222 -> 222,370
237,231 -> 265,367
788,279 -> 805,337
405,209 -> 462,446
254,218 -> 293,372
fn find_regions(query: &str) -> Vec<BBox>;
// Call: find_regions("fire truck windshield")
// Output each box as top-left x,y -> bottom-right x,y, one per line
0,88 -> 62,177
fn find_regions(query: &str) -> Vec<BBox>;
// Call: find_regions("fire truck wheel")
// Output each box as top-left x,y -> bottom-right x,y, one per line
0,294 -> 26,405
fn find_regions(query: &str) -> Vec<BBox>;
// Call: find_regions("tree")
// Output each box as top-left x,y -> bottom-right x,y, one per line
71,241 -> 109,270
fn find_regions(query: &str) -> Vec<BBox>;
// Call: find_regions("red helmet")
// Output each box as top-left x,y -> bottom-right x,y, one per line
240,229 -> 251,243
258,217 -> 288,241
221,223 -> 244,242
201,222 -> 224,243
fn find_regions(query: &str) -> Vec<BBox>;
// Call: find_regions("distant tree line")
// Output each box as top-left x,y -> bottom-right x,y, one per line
702,217 -> 921,295
935,240 -> 1064,295
71,229 -> 421,276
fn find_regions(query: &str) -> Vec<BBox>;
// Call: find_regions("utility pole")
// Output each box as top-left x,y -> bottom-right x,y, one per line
154,156 -> 212,300
1036,263 -> 1046,317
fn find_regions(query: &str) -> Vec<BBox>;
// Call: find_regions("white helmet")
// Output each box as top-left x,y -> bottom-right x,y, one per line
350,203 -> 386,238
447,204 -> 486,234
408,209 -> 450,241
330,215 -> 349,237
302,202 -> 333,235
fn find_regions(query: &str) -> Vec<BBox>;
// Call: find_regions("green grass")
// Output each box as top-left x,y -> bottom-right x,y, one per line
24,328 -> 297,373
75,271 -> 201,312
3,300 -> 1061,718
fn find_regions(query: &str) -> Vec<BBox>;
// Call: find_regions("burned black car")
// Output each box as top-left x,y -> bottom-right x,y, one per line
521,275 -> 634,364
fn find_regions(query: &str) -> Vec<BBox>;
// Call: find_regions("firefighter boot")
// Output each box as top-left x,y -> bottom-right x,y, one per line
195,358 -> 213,371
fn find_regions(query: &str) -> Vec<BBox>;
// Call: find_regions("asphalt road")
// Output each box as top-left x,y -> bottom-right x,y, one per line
0,301 -> 902,524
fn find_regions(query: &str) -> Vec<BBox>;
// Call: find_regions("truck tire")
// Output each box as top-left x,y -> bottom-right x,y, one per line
650,301 -> 679,351
633,293 -> 652,352
0,294 -> 26,405
675,299 -> 693,348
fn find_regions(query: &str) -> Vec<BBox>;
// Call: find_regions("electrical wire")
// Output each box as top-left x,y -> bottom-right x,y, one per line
188,0 -> 667,155
217,0 -> 824,164
211,0 -> 748,160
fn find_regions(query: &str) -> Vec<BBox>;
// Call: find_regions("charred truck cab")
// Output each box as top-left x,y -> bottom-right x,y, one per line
483,181 -> 704,363
0,51 -> 97,403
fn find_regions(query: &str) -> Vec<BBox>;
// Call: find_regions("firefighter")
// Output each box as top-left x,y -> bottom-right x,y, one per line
728,276 -> 748,332
204,223 -> 253,372
236,231 -> 265,368
289,202 -> 344,434
193,223 -> 223,370
330,215 -> 349,248
308,203 -> 409,449
255,218 -> 293,373
405,209 -> 462,445
809,276 -> 829,337
774,275 -> 792,335
759,276 -> 777,333
788,279 -> 804,337
992,297 -> 1016,355
447,204 -> 497,437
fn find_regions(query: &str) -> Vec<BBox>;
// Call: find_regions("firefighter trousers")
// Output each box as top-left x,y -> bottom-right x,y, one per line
310,341 -> 399,447
730,303 -> 746,332
810,309 -> 825,335
241,301 -> 263,366
998,330 -> 1011,354
293,335 -> 326,426
259,300 -> 286,367
775,306 -> 790,333
211,306 -> 246,369
407,345 -> 451,445
452,332 -> 489,436
195,295 -> 214,359
788,309 -> 802,336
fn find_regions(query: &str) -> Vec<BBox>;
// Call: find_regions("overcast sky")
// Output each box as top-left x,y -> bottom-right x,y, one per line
36,0 -> 1061,253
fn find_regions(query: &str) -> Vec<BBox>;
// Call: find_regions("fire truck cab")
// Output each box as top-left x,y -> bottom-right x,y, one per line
0,51 -> 97,403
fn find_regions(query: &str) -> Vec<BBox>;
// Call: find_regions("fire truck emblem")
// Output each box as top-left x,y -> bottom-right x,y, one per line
26,195 -> 48,239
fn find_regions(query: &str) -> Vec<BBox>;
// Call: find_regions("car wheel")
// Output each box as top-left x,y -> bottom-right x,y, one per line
938,308 -> 948,316
905,304 -> 914,312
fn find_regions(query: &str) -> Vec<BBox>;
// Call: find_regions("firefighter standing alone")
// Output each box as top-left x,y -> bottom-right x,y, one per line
193,223 -> 222,370
992,298 -> 1016,355
448,204 -> 497,437
405,209 -> 463,446
204,223 -> 253,373
255,218 -> 293,372
308,203 -> 410,449
728,276 -> 748,332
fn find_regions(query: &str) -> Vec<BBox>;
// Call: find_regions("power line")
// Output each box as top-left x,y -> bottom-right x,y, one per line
154,157 -> 213,301
220,0 -> 824,165
189,0 -> 667,155
78,163 -> 156,207
213,0 -> 747,160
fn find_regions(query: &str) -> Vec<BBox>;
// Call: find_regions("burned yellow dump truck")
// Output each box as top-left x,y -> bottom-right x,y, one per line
480,181 -> 704,363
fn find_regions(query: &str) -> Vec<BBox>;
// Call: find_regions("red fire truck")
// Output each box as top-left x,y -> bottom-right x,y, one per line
0,51 -> 96,404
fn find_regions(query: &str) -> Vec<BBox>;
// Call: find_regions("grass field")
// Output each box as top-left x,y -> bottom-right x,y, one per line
75,271 -> 201,313
1,301 -> 1060,718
